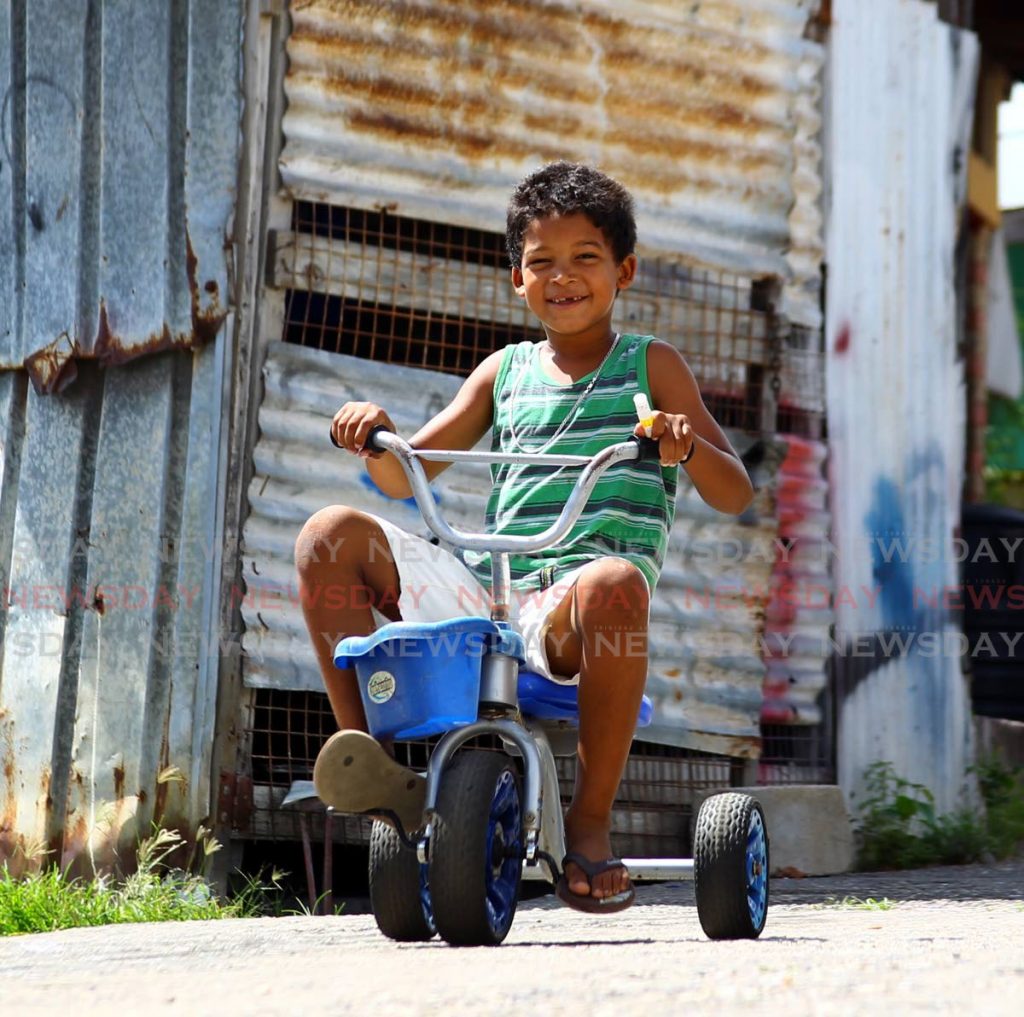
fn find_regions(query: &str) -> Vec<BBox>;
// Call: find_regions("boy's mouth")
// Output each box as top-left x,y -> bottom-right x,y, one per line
548,295 -> 587,306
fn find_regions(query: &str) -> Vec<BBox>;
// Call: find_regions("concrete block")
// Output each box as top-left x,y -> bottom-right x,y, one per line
695,784 -> 856,876
975,716 -> 1024,769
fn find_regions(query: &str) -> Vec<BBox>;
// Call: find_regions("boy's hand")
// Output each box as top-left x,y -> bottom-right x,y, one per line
331,402 -> 396,459
633,411 -> 695,467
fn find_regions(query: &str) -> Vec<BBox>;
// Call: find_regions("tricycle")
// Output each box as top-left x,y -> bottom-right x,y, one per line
309,426 -> 769,946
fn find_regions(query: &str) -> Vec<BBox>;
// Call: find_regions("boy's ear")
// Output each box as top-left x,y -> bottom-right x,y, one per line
616,253 -> 638,292
511,265 -> 526,297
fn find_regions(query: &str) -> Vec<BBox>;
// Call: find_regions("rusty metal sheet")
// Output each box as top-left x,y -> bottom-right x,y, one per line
826,0 -> 978,814
240,342 -> 780,758
0,0 -> 240,386
0,6 -> 20,364
279,0 -> 824,320
0,379 -> 97,863
163,339 -> 230,837
60,358 -> 183,866
0,350 -> 228,872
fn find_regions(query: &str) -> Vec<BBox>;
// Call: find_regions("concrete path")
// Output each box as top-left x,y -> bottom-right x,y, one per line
1,860 -> 1022,1016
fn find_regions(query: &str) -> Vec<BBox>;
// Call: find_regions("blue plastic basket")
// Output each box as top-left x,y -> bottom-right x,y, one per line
334,617 -> 508,740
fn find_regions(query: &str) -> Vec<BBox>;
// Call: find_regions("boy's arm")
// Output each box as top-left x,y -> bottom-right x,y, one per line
642,341 -> 754,515
334,349 -> 504,500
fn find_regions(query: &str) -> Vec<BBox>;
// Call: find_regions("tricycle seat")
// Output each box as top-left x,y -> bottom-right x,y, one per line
517,670 -> 653,728
333,617 -> 651,739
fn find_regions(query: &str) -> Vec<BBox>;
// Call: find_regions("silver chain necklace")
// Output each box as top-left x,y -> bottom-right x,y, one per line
506,333 -> 621,455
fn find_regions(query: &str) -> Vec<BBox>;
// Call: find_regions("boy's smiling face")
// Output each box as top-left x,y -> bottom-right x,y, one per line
511,212 -> 637,347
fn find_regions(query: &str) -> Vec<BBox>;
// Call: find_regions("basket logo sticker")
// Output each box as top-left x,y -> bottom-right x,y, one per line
367,670 -> 396,704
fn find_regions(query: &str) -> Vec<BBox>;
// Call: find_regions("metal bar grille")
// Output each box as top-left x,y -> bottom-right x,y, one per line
275,200 -> 828,435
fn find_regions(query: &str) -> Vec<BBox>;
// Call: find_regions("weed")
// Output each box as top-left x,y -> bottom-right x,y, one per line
855,758 -> 1024,870
0,826 -> 286,936
820,895 -> 895,911
972,756 -> 1024,858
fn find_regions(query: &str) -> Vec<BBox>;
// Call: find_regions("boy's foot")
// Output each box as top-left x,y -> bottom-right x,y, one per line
312,730 -> 426,834
556,814 -> 635,913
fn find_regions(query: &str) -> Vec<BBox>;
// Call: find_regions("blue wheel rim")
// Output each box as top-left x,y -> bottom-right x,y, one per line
745,808 -> 768,929
418,861 -> 436,935
484,768 -> 521,936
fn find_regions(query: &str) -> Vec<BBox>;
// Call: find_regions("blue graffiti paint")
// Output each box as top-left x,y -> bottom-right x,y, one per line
358,471 -> 441,510
853,443 -> 954,757
865,476 -> 918,632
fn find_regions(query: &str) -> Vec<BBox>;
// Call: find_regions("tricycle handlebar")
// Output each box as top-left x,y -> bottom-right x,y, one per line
362,427 -> 658,554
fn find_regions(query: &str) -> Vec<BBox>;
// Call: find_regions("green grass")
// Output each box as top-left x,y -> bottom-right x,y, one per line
0,828 -> 282,937
820,895 -> 896,911
855,758 -> 1024,871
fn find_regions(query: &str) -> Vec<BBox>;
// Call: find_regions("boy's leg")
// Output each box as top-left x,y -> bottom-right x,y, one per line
294,506 -> 402,730
542,557 -> 649,901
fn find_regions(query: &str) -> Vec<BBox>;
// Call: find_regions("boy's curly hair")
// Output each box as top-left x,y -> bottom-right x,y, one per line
505,161 -> 637,269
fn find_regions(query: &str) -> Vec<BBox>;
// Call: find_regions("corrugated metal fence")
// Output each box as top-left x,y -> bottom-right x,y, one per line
0,0 -> 242,870
280,0 -> 825,327
234,0 -> 832,851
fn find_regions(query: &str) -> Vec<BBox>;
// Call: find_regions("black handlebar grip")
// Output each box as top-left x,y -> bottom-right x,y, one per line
364,425 -> 391,453
630,435 -> 661,461
329,423 -> 393,451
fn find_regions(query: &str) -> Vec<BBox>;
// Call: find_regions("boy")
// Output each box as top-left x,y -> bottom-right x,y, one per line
295,162 -> 753,912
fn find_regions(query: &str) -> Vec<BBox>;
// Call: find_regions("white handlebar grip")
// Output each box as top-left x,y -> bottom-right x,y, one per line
633,393 -> 654,437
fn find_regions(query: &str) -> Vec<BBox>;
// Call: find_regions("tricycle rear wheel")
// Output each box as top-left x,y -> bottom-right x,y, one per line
368,819 -> 435,941
693,792 -> 769,939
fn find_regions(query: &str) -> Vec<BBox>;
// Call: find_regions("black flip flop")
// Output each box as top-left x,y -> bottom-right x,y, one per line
555,851 -> 636,914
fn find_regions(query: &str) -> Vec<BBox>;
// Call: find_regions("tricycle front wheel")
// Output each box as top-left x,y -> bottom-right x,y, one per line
428,750 -> 523,946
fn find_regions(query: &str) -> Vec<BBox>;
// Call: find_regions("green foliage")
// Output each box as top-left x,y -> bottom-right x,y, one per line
982,466 -> 1024,509
855,759 -> 1024,870
973,756 -> 1024,858
0,826 -> 283,937
820,895 -> 895,911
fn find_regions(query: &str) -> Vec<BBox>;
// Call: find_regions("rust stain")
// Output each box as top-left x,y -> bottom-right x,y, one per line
58,814 -> 91,876
25,332 -> 79,395
1,714 -> 18,863
41,765 -> 52,810
605,126 -> 786,176
92,301 -> 179,367
296,0 -> 583,57
185,228 -> 228,347
346,109 -> 565,164
113,762 -> 126,801
153,728 -> 172,824
27,226 -> 227,389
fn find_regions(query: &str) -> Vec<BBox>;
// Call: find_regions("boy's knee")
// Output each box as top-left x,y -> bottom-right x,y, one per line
575,558 -> 650,618
295,505 -> 372,573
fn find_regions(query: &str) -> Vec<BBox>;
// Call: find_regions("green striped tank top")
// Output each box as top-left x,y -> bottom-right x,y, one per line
463,333 -> 677,593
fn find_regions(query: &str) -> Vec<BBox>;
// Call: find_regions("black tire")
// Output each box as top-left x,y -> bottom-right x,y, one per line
368,819 -> 435,941
428,751 -> 523,946
693,792 -> 769,940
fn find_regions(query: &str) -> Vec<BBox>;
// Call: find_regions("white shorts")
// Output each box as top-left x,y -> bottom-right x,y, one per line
370,515 -> 586,684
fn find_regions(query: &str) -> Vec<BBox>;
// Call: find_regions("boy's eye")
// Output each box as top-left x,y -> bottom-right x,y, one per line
527,259 -> 550,267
